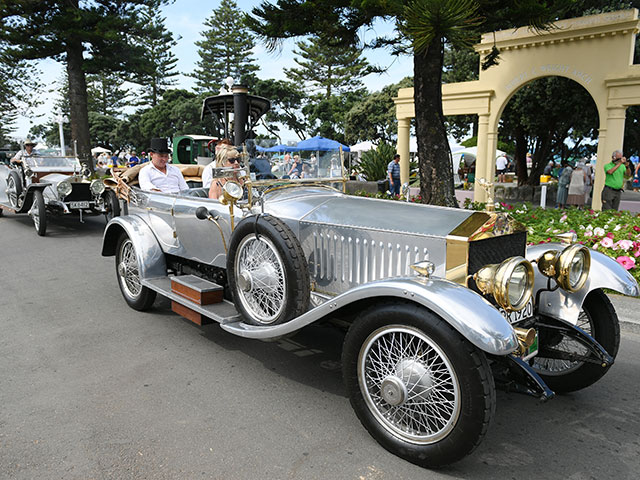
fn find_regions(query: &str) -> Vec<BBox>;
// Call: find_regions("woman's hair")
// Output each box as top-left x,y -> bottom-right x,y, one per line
215,144 -> 239,167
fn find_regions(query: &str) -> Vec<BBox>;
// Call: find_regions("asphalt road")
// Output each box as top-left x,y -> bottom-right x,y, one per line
1,205 -> 640,479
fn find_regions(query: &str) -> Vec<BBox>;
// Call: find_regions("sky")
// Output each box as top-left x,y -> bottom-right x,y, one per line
14,0 -> 414,144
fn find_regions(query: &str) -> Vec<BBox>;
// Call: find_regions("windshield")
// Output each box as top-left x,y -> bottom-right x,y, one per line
24,156 -> 81,169
249,152 -> 345,181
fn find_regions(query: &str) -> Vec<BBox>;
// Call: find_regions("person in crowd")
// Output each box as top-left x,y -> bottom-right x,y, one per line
567,160 -> 589,208
11,139 -> 38,164
250,154 -> 273,179
556,159 -> 572,209
496,154 -> 508,183
139,152 -> 149,164
138,138 -> 188,194
208,143 -> 243,200
288,155 -> 303,178
387,153 -> 401,195
301,163 -> 312,178
126,151 -> 140,167
543,161 -> 555,176
202,139 -> 232,188
602,149 -> 632,210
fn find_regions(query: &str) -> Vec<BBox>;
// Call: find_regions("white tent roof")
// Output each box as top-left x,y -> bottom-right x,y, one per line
350,140 -> 377,153
91,146 -> 111,155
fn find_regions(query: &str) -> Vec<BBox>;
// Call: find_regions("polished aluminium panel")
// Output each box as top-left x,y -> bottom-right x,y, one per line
299,223 -> 445,295
221,276 -> 519,356
526,243 -> 639,324
102,215 -> 167,280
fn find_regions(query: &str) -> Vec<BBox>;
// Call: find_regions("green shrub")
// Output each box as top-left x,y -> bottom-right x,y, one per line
356,142 -> 396,181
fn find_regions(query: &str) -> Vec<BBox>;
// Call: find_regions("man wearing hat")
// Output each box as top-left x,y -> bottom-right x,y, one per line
138,138 -> 188,193
11,139 -> 39,164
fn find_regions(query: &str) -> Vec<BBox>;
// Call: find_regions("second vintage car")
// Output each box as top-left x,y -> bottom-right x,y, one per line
101,160 -> 638,468
0,154 -> 119,236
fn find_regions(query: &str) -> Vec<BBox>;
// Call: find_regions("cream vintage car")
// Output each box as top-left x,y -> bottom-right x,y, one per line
101,161 -> 638,468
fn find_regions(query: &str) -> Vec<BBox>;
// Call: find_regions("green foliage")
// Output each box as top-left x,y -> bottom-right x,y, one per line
87,73 -> 130,117
356,142 -> 397,181
286,35 -> 375,98
191,0 -> 259,94
252,78 -> 308,140
344,77 -> 414,145
303,90 -> 367,144
129,1 -> 179,106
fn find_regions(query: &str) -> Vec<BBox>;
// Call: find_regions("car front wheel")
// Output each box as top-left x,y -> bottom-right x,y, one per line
6,171 -> 23,208
116,233 -> 156,311
532,288 -> 620,393
343,301 -> 496,468
104,190 -> 120,221
30,190 -> 47,236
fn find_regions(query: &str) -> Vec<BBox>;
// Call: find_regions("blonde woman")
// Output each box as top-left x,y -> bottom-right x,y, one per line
208,144 -> 243,200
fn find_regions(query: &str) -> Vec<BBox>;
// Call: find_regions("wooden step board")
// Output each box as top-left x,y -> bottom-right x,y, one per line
171,274 -> 224,305
169,275 -> 224,326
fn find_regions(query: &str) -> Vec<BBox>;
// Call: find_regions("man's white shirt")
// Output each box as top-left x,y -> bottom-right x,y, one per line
138,163 -> 188,193
496,156 -> 508,170
202,163 -> 214,188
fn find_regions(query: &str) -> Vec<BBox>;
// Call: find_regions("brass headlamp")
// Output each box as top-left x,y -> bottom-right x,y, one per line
536,244 -> 590,292
219,181 -> 244,231
474,256 -> 534,312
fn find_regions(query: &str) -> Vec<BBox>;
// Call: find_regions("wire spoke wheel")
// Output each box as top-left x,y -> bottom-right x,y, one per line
234,235 -> 286,324
118,239 -> 142,298
532,310 -> 592,376
6,173 -> 20,208
359,325 -> 461,444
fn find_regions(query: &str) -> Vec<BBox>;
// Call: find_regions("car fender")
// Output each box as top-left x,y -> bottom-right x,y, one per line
526,243 -> 639,324
14,183 -> 49,213
222,276 -> 520,356
102,215 -> 166,279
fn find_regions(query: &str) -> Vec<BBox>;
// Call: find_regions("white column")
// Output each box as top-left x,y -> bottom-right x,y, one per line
397,117 -> 411,185
593,107 -> 626,211
474,113 -> 490,202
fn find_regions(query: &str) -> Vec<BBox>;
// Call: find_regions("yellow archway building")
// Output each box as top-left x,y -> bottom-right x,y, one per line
394,9 -> 640,209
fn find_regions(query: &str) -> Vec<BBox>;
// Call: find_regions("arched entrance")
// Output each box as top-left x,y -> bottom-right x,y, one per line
394,9 -> 640,209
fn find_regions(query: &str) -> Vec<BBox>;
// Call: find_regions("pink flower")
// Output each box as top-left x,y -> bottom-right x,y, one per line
560,214 -> 568,222
606,232 -> 615,239
633,226 -> 640,233
634,248 -> 640,258
616,256 -> 636,270
600,237 -> 614,248
616,239 -> 633,251
584,230 -> 593,237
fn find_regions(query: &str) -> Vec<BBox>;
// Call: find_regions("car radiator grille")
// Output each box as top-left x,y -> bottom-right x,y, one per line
64,183 -> 92,202
468,232 -> 527,276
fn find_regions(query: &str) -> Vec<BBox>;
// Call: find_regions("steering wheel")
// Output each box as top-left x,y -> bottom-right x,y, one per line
207,139 -> 218,153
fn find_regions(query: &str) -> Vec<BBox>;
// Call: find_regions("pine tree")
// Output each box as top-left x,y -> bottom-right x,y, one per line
191,0 -> 259,93
87,73 -> 130,117
285,35 -> 374,99
130,0 -> 179,106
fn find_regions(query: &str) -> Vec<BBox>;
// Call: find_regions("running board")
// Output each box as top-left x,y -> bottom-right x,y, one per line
142,277 -> 241,324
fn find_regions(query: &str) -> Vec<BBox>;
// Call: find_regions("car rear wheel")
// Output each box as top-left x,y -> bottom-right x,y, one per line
116,233 -> 156,311
532,289 -> 619,393
343,301 -> 495,468
6,171 -> 22,208
30,190 -> 47,236
227,215 -> 309,326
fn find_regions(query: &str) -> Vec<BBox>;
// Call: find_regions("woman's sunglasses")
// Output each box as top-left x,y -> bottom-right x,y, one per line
227,157 -> 238,164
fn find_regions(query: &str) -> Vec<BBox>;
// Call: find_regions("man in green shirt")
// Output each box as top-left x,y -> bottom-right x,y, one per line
602,150 -> 632,210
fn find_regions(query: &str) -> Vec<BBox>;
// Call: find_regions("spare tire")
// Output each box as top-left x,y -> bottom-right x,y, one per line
227,215 -> 310,326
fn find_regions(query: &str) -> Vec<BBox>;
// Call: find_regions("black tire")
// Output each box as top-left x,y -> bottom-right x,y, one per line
227,215 -> 310,326
7,170 -> 23,208
342,301 -> 495,468
104,189 -> 120,221
115,233 -> 157,311
31,189 -> 47,236
532,289 -> 620,393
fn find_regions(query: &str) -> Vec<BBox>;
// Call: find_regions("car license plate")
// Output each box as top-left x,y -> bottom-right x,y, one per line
499,299 -> 534,324
69,201 -> 90,209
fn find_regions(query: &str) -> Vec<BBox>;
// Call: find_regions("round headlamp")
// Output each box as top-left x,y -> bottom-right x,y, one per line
57,180 -> 72,198
90,179 -> 105,195
220,181 -> 243,204
474,256 -> 534,312
538,244 -> 590,292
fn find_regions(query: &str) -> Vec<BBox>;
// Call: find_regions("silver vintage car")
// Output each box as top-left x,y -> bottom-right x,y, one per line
1,155 -> 119,236
101,163 -> 639,468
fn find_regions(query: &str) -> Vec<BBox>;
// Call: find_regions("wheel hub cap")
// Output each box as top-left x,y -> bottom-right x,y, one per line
118,262 -> 127,277
380,376 -> 407,406
238,270 -> 252,292
396,359 -> 433,402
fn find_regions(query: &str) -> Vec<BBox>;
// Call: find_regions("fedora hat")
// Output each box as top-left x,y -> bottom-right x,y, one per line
24,139 -> 37,146
149,137 -> 170,154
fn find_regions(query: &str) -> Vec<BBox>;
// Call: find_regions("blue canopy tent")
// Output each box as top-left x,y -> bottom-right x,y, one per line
264,144 -> 300,153
296,135 -> 350,152
254,145 -> 268,152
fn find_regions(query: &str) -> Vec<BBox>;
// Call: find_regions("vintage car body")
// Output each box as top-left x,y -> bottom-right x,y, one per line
102,170 -> 638,468
0,155 -> 119,236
